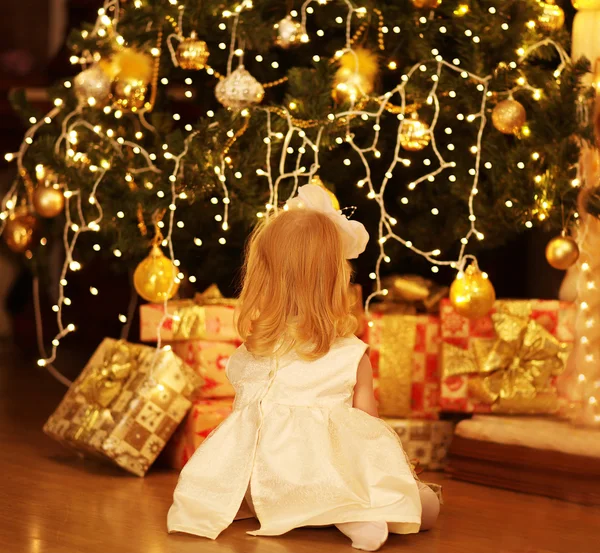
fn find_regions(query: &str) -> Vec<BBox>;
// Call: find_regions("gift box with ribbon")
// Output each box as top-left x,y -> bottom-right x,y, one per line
164,397 -> 234,470
440,299 -> 576,414
43,338 -> 202,476
366,276 -> 447,419
171,339 -> 240,398
139,284 -> 239,343
384,419 -> 455,471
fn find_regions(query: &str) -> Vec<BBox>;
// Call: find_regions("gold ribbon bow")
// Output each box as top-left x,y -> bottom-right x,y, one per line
444,311 -> 570,414
74,341 -> 138,442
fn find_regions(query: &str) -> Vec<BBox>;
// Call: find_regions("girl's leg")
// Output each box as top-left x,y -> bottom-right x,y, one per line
335,521 -> 389,552
418,482 -> 440,531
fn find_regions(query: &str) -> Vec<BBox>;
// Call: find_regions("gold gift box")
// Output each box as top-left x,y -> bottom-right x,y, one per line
43,338 -> 202,476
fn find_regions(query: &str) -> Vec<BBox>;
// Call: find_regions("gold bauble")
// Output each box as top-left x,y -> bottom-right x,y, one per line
572,0 -> 600,9
450,264 -> 496,320
177,32 -> 210,70
492,99 -> 527,135
133,244 -> 180,303
400,115 -> 431,151
411,0 -> 441,7
275,16 -> 303,48
309,175 -> 340,210
546,236 -> 580,270
539,1 -> 565,31
4,209 -> 37,253
333,48 -> 378,103
113,78 -> 147,110
33,186 -> 64,218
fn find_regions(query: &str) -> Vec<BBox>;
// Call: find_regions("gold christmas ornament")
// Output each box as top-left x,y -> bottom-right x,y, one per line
492,99 -> 527,135
400,114 -> 431,151
275,16 -> 303,48
450,264 -> 496,320
546,235 -> 580,270
309,175 -> 340,210
177,32 -> 210,70
113,79 -> 148,110
411,0 -> 441,7
73,65 -> 111,107
538,1 -> 565,31
332,48 -> 378,103
4,208 -> 37,253
133,244 -> 180,303
215,66 -> 265,110
572,0 -> 600,9
33,186 -> 65,218
110,49 -> 154,110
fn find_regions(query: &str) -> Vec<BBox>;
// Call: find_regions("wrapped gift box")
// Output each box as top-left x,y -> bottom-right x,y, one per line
44,338 -> 202,476
440,299 -> 576,414
170,339 -> 240,398
165,398 -> 234,470
139,285 -> 239,343
366,306 -> 441,419
385,419 -> 454,471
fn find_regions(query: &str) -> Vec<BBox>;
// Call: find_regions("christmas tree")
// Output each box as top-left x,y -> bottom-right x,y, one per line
1,0 -> 593,365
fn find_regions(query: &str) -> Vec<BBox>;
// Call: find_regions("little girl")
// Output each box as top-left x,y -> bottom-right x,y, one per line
167,184 -> 440,551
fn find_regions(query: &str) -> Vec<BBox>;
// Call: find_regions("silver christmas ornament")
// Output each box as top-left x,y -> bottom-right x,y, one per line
74,65 -> 111,107
275,16 -> 302,48
215,66 -> 265,110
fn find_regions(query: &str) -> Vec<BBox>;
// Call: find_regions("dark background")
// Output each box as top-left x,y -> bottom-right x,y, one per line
0,0 -> 577,374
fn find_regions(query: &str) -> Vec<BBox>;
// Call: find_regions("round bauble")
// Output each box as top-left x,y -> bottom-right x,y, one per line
133,244 -> 180,303
333,48 -> 378,103
215,66 -> 265,110
400,115 -> 431,151
275,16 -> 302,48
411,0 -> 441,7
112,78 -> 147,111
177,32 -> 210,70
572,0 -> 600,9
539,1 -> 565,31
309,175 -> 340,210
74,65 -> 111,107
492,99 -> 527,135
33,186 -> 65,218
546,236 -> 580,270
4,209 -> 37,253
450,264 -> 496,319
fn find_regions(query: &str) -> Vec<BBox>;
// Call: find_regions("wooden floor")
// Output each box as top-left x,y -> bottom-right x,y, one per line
1,343 -> 599,553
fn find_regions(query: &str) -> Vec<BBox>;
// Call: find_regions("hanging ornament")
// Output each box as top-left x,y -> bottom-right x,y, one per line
572,1 -> 600,9
110,49 -> 154,110
546,235 -> 580,270
411,0 -> 441,8
538,1 -> 565,31
177,32 -> 210,70
449,263 -> 496,320
275,16 -> 303,48
215,66 -> 265,110
332,48 -> 378,103
133,243 -> 180,303
492,99 -> 527,135
73,65 -> 111,108
4,208 -> 37,253
400,113 -> 431,151
33,186 -> 64,218
309,175 -> 340,210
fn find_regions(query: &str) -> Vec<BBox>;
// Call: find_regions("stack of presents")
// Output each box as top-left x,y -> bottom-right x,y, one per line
43,279 -> 600,506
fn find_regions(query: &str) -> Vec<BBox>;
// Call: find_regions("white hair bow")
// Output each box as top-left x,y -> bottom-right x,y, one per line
285,184 -> 369,259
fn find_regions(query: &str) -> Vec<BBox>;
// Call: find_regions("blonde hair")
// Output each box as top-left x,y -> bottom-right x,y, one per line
237,209 -> 357,360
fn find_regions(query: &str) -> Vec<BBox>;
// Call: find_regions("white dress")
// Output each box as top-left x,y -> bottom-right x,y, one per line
167,335 -> 422,539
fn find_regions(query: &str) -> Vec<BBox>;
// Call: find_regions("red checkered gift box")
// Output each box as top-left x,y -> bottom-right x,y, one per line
164,398 -> 234,470
366,306 -> 440,419
440,299 -> 575,414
